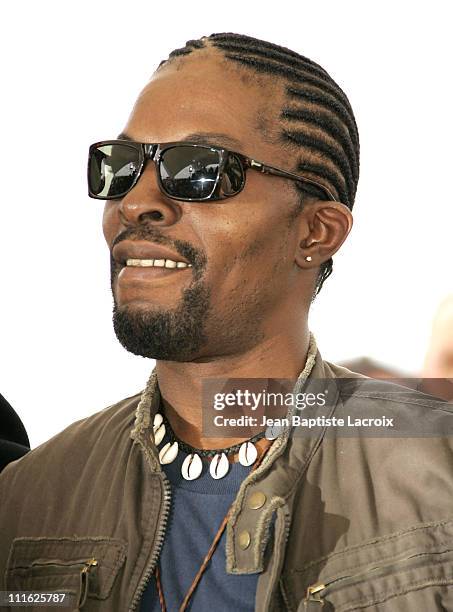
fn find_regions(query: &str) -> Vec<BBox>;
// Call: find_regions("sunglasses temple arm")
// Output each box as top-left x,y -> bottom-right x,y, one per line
249,159 -> 337,202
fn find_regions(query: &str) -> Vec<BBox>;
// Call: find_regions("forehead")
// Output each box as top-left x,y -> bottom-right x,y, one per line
123,49 -> 285,161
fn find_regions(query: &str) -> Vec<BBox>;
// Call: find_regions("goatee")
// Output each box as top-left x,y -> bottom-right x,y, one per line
112,280 -> 211,361
110,228 -> 212,360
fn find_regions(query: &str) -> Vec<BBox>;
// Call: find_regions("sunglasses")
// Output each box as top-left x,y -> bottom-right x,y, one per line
87,139 -> 337,203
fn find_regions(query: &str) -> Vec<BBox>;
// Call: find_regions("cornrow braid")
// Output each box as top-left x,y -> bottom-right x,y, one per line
209,33 -> 333,77
158,33 -> 360,296
281,108 -> 359,182
286,87 -> 359,150
158,39 -> 206,67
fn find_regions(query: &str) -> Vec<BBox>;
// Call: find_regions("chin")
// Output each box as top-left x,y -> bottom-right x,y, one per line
112,283 -> 211,361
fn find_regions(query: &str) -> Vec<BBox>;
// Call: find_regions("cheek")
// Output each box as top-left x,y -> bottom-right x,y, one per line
207,216 -> 293,301
102,202 -> 119,245
199,185 -> 296,284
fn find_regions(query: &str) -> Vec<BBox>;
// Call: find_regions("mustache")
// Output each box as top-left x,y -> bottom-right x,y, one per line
110,227 -> 207,272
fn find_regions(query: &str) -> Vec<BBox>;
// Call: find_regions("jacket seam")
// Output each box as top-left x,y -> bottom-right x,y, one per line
291,538 -> 453,582
335,574 -> 453,612
279,576 -> 295,612
288,517 -> 453,575
255,498 -> 285,573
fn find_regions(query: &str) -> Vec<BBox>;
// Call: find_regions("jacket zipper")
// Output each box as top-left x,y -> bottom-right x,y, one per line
128,471 -> 172,611
302,548 -> 449,609
303,583 -> 325,610
76,557 -> 98,610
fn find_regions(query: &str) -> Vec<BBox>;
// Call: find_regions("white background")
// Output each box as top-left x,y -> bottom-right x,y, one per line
1,1 -> 452,448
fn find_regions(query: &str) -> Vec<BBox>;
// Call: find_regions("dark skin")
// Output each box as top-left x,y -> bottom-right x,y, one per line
102,47 -> 353,455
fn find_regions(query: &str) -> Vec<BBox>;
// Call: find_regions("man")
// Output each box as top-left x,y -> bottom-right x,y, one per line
1,33 -> 453,611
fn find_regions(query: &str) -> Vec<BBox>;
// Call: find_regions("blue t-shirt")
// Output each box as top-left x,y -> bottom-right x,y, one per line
140,431 -> 261,611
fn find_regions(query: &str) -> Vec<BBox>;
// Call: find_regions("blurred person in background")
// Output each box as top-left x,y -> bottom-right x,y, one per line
423,294 -> 453,379
421,295 -> 453,401
338,356 -> 405,379
0,393 -> 30,472
340,295 -> 453,401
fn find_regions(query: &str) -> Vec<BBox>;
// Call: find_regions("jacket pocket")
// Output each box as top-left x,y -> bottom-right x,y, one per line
5,536 -> 127,611
282,519 -> 453,611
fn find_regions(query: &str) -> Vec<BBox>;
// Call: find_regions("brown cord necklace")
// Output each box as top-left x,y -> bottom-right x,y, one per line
153,439 -> 272,612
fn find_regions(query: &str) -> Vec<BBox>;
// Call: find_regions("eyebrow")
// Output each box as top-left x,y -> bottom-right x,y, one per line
116,131 -> 243,151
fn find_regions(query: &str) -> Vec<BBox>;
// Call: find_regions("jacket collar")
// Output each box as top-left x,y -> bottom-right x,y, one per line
225,345 -> 340,574
130,332 -> 320,457
129,334 -> 337,573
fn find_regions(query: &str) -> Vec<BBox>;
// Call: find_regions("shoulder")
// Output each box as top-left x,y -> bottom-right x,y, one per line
334,371 -> 453,426
312,365 -> 453,523
322,364 -> 453,470
321,358 -> 452,417
0,391 -> 142,489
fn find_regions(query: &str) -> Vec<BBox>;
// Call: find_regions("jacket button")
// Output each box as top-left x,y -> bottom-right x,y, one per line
248,491 -> 266,509
238,530 -> 251,550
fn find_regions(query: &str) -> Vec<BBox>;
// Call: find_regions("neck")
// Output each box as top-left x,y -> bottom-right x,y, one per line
155,324 -> 311,450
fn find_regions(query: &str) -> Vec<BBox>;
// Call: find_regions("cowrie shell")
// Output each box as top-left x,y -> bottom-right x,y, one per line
238,441 -> 258,467
181,453 -> 203,480
159,441 -> 179,465
154,423 -> 166,446
153,413 -> 163,431
209,453 -> 229,479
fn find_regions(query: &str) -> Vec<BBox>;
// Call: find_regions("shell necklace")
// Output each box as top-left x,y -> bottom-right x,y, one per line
152,411 -> 275,480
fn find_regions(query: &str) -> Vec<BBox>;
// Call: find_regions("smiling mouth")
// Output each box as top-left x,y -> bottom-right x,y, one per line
125,258 -> 193,269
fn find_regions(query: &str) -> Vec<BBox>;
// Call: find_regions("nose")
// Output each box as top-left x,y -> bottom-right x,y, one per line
117,160 -> 182,227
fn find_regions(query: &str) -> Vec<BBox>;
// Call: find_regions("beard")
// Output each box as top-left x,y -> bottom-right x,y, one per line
112,279 -> 211,361
111,230 -> 211,361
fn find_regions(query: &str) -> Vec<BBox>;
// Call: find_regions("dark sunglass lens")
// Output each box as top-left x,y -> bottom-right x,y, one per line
159,146 -> 220,200
220,153 -> 244,196
89,143 -> 140,198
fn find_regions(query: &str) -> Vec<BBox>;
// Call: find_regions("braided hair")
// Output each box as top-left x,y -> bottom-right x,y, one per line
158,33 -> 360,296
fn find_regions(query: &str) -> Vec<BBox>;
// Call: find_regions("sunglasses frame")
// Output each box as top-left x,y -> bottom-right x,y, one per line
87,139 -> 337,203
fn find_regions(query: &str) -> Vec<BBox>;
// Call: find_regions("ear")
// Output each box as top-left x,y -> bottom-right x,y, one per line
294,200 -> 353,269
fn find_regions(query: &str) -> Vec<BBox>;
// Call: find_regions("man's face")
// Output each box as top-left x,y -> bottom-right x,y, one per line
102,49 -> 311,361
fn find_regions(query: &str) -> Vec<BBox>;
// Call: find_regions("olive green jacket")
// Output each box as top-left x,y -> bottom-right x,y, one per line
1,351 -> 453,611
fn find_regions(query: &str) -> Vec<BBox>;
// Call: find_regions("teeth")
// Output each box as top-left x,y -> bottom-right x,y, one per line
126,258 -> 192,269
126,259 -> 154,267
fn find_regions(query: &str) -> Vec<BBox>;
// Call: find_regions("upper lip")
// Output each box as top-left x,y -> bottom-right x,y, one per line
112,240 -> 191,266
